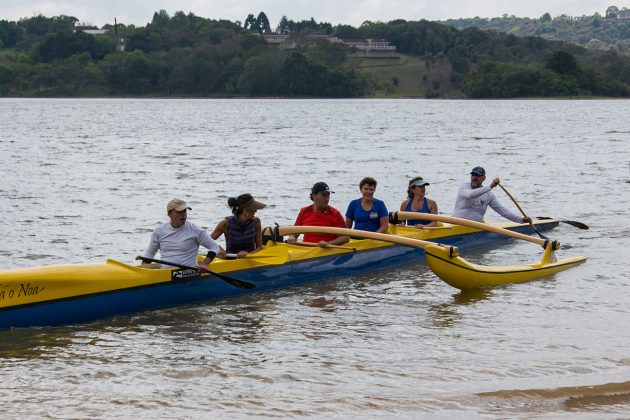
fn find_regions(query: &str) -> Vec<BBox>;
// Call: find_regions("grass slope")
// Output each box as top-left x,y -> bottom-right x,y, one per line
348,54 -> 462,98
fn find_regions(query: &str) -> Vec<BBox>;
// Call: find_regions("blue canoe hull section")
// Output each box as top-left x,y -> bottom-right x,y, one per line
0,222 -> 557,329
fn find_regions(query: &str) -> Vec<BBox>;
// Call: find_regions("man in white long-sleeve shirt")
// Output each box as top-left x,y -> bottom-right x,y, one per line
453,166 -> 532,224
143,198 -> 221,272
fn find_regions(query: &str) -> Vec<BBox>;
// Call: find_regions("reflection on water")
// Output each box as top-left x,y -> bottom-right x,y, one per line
0,327 -> 76,359
452,288 -> 493,305
428,288 -> 493,328
1,98 -> 629,417
304,296 -> 341,312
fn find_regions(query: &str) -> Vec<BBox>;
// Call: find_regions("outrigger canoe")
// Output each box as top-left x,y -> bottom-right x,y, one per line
0,218 -> 581,329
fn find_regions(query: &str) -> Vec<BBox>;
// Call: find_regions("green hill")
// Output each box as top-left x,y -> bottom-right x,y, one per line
1,11 -> 630,98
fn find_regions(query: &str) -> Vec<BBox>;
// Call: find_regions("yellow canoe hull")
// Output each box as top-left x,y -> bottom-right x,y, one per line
424,244 -> 587,290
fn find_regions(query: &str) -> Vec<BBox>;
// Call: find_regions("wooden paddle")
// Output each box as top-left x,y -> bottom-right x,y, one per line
535,216 -> 589,230
392,212 -> 559,249
135,256 -> 256,289
295,240 -> 357,251
497,184 -> 549,241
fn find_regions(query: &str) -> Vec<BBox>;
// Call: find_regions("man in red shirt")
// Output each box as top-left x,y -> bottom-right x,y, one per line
287,182 -> 350,248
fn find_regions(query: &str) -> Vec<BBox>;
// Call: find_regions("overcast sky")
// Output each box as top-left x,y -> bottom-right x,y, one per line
1,0 -> 624,28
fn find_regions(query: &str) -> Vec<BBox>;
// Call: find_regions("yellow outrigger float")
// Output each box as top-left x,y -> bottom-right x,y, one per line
391,212 -> 587,289
422,243 -> 585,290
274,213 -> 586,291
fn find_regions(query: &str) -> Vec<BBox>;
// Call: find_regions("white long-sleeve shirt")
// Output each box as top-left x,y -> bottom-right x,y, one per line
452,182 -> 523,223
143,221 -> 220,267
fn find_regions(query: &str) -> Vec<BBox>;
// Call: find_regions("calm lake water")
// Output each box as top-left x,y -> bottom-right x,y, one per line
0,98 -> 629,418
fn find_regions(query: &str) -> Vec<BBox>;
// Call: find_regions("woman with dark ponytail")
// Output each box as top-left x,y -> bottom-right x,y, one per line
399,177 -> 438,228
210,194 -> 266,258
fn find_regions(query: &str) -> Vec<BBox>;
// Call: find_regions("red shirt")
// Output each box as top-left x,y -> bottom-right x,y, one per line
294,204 -> 346,243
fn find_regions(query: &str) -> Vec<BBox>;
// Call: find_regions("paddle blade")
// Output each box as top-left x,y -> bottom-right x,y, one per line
561,220 -> 589,230
217,275 -> 256,289
536,217 -> 589,230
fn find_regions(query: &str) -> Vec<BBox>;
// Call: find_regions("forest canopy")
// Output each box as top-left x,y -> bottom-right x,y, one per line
0,9 -> 629,98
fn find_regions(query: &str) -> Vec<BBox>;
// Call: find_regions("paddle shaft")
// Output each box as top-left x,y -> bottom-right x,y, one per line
295,240 -> 357,251
498,184 -> 549,240
135,256 -> 255,289
393,212 -> 558,249
498,184 -> 529,219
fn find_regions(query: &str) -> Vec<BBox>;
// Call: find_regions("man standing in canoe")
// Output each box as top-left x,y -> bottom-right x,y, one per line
143,198 -> 221,272
286,182 -> 350,248
453,167 -> 532,224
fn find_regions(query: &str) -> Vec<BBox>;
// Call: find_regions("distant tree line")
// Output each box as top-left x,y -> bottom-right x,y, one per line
0,11 -> 368,97
1,10 -> 630,98
463,50 -> 629,97
440,5 -> 630,54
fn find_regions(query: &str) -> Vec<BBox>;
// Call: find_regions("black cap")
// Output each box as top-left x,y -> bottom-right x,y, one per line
470,166 -> 486,176
311,182 -> 334,194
